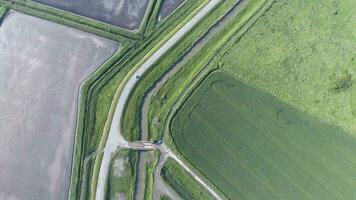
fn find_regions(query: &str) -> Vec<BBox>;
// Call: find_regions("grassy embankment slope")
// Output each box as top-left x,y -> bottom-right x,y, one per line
147,0 -> 272,141
121,0 -> 243,141
0,4 -> 8,20
105,150 -> 137,200
161,158 -> 215,200
85,1 -> 211,200
172,71 -> 356,199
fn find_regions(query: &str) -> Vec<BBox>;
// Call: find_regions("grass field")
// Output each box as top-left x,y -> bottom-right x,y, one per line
171,71 -> 356,199
105,150 -> 137,200
221,0 -> 356,135
161,158 -> 215,200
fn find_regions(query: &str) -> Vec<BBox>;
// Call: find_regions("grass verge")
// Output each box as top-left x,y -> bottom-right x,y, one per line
143,150 -> 160,200
161,158 -> 215,200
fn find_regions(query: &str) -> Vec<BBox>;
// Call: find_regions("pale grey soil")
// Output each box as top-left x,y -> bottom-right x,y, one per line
158,0 -> 185,22
32,0 -> 150,30
0,11 -> 118,200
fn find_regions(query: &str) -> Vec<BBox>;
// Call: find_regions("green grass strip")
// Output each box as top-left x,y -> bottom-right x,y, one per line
161,158 -> 215,200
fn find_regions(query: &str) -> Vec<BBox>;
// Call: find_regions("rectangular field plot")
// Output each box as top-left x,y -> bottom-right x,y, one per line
157,0 -> 185,22
0,11 -> 118,200
31,0 -> 150,30
171,71 -> 356,200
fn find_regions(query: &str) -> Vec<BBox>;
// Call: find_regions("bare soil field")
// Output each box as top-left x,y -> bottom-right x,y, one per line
0,11 -> 118,200
31,0 -> 150,30
158,0 -> 185,22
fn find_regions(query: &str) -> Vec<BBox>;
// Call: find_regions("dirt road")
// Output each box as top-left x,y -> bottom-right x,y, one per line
95,0 -> 222,199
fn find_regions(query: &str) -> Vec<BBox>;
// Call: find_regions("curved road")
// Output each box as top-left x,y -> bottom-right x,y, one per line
95,0 -> 222,199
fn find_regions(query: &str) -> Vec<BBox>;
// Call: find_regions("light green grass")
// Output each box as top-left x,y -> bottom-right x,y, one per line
161,158 -> 215,200
105,149 -> 138,200
221,0 -> 356,136
171,71 -> 356,200
143,150 -> 160,200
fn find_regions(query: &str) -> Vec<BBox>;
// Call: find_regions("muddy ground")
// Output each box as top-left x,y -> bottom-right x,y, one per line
158,0 -> 185,22
0,11 -> 118,200
32,0 -> 150,30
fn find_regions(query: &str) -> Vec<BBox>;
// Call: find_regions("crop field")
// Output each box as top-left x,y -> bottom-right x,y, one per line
0,11 -> 117,200
171,71 -> 356,199
157,0 -> 185,22
31,0 -> 150,30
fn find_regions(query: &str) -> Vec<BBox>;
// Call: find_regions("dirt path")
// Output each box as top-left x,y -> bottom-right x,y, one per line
153,150 -> 182,200
140,0 -> 248,143
95,1 -> 222,199
140,0 -> 248,199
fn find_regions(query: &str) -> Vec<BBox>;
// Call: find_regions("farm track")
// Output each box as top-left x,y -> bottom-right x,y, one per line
138,0 -> 251,199
95,1 -> 223,199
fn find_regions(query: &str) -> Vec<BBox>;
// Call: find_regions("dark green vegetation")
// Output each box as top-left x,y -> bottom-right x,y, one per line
160,196 -> 172,200
161,158 -> 215,200
0,4 -> 8,20
171,71 -> 356,200
221,0 -> 356,135
106,150 -> 138,200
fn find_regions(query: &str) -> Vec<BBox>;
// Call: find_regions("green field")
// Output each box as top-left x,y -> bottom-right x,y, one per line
171,71 -> 356,199
161,158 -> 215,200
221,0 -> 356,135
